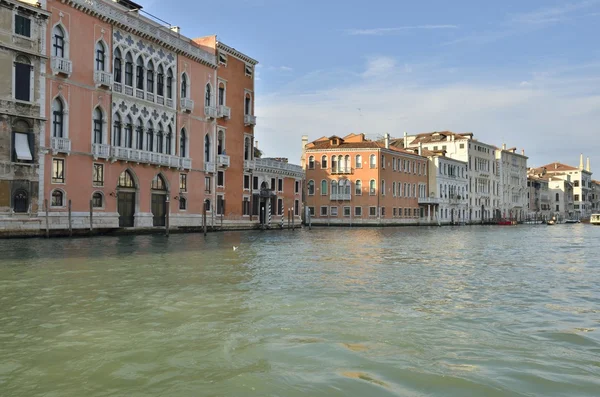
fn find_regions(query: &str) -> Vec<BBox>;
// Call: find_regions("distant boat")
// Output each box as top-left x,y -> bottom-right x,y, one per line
547,217 -> 557,225
497,219 -> 516,226
591,214 -> 600,226
523,220 -> 544,225
564,219 -> 581,224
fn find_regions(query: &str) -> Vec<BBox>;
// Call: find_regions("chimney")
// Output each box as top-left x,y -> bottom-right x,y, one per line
170,26 -> 181,34
587,157 -> 591,172
579,153 -> 584,170
384,133 -> 390,149
403,132 -> 408,148
502,143 -> 506,150
255,140 -> 259,150
522,149 -> 525,156
555,163 -> 558,170
418,142 -> 423,156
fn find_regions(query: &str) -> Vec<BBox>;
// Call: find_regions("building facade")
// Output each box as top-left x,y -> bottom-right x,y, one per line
303,134 -> 429,225
526,172 -> 552,220
547,175 -> 574,220
591,180 -> 600,213
0,0 -> 49,232
496,145 -> 528,221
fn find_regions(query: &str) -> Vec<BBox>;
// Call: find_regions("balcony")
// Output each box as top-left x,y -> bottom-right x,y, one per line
217,154 -> 230,168
331,167 -> 353,175
204,162 -> 216,173
179,157 -> 192,170
92,143 -> 110,159
217,105 -> 231,119
244,159 -> 255,171
94,71 -> 113,87
419,196 -> 441,205
244,114 -> 257,126
205,106 -> 217,119
180,98 -> 194,113
330,193 -> 351,201
109,147 -> 191,169
50,137 -> 71,154
51,57 -> 72,77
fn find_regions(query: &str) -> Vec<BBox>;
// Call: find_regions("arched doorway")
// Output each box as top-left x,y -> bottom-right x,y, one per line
151,174 -> 167,227
13,190 -> 28,213
117,170 -> 136,227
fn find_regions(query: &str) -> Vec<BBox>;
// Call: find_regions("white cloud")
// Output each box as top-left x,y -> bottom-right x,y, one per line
511,0 -> 600,25
346,25 -> 458,36
255,60 -> 600,169
362,56 -> 397,78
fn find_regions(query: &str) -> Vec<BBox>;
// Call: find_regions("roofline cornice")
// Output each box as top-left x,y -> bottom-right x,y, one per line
62,0 -> 217,68
217,42 -> 258,65
2,0 -> 50,17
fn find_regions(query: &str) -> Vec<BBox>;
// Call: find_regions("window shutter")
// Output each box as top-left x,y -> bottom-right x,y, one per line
15,63 -> 30,101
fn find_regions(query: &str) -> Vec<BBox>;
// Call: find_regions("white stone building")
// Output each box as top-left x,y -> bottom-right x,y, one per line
496,145 -> 528,221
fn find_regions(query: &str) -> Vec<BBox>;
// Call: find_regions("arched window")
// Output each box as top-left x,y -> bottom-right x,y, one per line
14,55 -> 32,102
369,154 -> 376,168
331,155 -> 338,172
92,192 -> 103,208
355,155 -> 362,169
244,93 -> 252,115
218,82 -> 226,105
321,180 -> 328,195
13,190 -> 28,213
556,193 -> 560,202
124,116 -> 133,148
124,52 -> 133,87
355,180 -> 362,195
308,156 -> 315,169
205,83 -> 212,107
331,180 -> 338,195
118,170 -> 135,188
166,69 -> 173,99
114,48 -> 122,83
146,121 -> 154,152
93,107 -> 103,144
135,118 -> 143,150
147,60 -> 154,93
166,126 -> 173,155
180,128 -> 187,157
307,180 -> 315,195
338,155 -> 344,172
151,174 -> 167,190
51,189 -> 64,207
345,155 -> 350,172
217,130 -> 224,155
95,41 -> 105,71
321,155 -> 327,169
343,180 -> 351,195
136,56 -> 144,90
157,65 -> 164,96
369,179 -> 376,195
112,113 -> 121,147
52,25 -> 65,58
52,97 -> 64,138
204,134 -> 210,161
181,73 -> 188,98
156,124 -> 164,154
179,197 -> 187,210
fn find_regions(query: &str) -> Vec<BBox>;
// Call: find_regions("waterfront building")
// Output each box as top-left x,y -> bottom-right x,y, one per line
404,131 -> 499,223
418,149 -> 469,224
303,134 -> 429,225
531,157 -> 593,220
496,145 -> 528,221
526,171 -> 552,220
546,174 -> 575,220
0,0 -> 49,231
592,180 -> 600,213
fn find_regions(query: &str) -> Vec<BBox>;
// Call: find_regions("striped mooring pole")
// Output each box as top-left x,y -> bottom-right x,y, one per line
267,200 -> 272,228
280,210 -> 284,229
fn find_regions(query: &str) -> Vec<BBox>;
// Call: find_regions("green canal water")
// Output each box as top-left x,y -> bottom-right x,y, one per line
1,226 -> 599,396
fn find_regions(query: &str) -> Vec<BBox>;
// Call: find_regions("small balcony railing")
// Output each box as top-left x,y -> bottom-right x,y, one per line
179,158 -> 192,170
181,98 -> 194,113
418,197 -> 441,205
331,167 -> 353,175
51,137 -> 71,154
94,71 -> 113,87
51,57 -> 72,76
205,106 -> 217,119
217,154 -> 230,168
205,162 -> 216,173
110,146 -> 189,169
330,193 -> 351,201
244,114 -> 257,126
217,105 -> 231,119
244,159 -> 255,170
92,143 -> 110,159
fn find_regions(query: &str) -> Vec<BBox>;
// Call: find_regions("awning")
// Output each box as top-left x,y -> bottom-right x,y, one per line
15,133 -> 32,161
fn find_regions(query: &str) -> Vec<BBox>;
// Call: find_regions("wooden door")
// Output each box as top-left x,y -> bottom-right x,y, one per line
152,193 -> 166,226
118,192 -> 135,227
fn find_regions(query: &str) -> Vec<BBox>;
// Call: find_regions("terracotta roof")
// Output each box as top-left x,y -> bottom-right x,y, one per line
536,162 -> 579,172
307,140 -> 425,157
408,131 -> 472,145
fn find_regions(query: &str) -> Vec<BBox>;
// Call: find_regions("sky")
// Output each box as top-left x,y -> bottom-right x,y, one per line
142,0 -> 600,172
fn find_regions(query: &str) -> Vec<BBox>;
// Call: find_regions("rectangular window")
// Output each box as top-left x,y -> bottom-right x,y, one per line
253,176 -> 259,190
343,206 -> 351,217
414,208 -> 419,217
355,206 -> 362,217
575,194 -> 580,201
179,173 -> 187,192
294,199 -> 299,215
393,208 -> 397,217
245,65 -> 253,77
93,163 -> 104,187
12,132 -> 33,162
52,158 -> 65,183
242,197 -> 250,216
295,180 -> 300,194
330,206 -> 338,217
217,171 -> 224,187
381,207 -> 386,217
381,155 -> 385,169
205,176 -> 211,193
271,178 -> 276,191
308,206 -> 315,216
218,53 -> 227,65
244,175 -> 250,190
216,195 -> 225,215
399,207 -> 402,217
277,198 -> 283,215
278,178 -> 283,192
369,206 -> 377,216
15,61 -> 31,102
320,206 -> 328,216
15,15 -> 31,37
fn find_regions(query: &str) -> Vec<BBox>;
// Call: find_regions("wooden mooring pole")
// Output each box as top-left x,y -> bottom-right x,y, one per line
89,199 -> 93,235
44,199 -> 49,238
165,198 -> 170,237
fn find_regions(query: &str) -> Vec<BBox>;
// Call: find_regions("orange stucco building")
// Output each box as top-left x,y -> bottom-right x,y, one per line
303,134 -> 429,225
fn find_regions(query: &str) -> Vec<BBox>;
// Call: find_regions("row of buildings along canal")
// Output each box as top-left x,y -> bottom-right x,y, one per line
0,0 -> 598,234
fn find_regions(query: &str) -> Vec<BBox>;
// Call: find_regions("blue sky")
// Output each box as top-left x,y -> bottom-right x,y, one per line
143,0 -> 600,171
